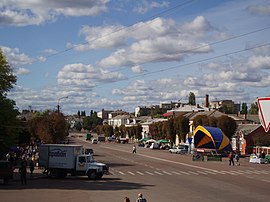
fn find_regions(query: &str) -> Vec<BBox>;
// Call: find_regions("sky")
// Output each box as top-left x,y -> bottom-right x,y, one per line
1,0 -> 270,115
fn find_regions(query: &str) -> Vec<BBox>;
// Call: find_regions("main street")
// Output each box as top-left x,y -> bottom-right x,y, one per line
1,134 -> 270,202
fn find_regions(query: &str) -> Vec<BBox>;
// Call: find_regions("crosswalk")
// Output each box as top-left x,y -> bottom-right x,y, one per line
109,169 -> 270,177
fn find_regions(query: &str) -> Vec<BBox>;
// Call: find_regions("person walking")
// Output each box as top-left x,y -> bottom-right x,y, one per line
235,152 -> 240,166
132,145 -> 137,154
136,193 -> 147,202
19,158 -> 27,185
229,151 -> 234,166
29,159 -> 35,177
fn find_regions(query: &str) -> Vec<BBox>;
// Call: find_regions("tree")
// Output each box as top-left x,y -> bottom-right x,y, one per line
193,115 -> 209,128
174,116 -> 189,143
249,102 -> 258,114
188,92 -> 196,106
0,49 -> 18,158
28,111 -> 68,143
217,115 -> 237,139
241,103 -> 248,114
0,49 -> 16,96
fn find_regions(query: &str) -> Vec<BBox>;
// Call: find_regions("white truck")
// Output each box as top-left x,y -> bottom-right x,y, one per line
39,144 -> 109,180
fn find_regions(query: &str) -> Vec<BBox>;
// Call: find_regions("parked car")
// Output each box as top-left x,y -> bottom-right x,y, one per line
169,144 -> 189,154
92,138 -> 98,144
150,142 -> 160,150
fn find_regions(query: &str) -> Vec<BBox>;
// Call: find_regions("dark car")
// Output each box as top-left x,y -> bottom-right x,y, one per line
85,148 -> 94,156
0,160 -> 14,184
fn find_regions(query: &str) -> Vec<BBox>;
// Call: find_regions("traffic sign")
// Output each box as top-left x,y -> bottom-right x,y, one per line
258,97 -> 270,133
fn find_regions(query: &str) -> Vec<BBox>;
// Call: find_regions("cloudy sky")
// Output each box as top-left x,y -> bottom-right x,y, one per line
1,0 -> 270,115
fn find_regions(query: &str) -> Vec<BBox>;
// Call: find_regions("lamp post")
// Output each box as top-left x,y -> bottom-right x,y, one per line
57,96 -> 68,113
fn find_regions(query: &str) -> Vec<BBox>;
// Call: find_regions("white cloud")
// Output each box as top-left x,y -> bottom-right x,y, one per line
14,67 -> 30,75
133,1 -> 169,14
0,0 -> 109,26
1,46 -> 34,68
97,16 -> 214,68
57,63 -> 126,89
247,56 -> 270,69
131,65 -> 144,73
247,5 -> 270,15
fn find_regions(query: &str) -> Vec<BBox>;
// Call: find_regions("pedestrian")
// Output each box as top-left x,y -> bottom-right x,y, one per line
229,151 -> 234,166
29,159 -> 35,177
19,158 -> 27,185
235,153 -> 240,166
132,145 -> 136,154
136,193 -> 147,202
124,196 -> 130,202
261,151 -> 266,159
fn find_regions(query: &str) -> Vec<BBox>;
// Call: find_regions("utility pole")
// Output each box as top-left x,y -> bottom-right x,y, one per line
57,96 -> 68,113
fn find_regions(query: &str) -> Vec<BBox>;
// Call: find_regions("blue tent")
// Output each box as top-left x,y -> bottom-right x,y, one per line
194,126 -> 232,151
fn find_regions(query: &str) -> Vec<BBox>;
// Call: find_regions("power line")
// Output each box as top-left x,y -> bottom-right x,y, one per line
17,0 -> 195,68
94,43 -> 270,87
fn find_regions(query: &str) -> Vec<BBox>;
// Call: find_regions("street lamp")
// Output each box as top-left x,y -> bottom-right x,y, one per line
57,96 -> 68,113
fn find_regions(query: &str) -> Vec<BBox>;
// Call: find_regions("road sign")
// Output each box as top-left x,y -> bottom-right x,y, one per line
258,97 -> 270,133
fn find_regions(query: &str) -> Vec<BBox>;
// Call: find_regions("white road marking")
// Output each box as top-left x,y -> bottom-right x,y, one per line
101,145 -> 219,172
127,171 -> 135,175
163,171 -> 172,175
136,171 -> 144,175
118,171 -> 126,175
188,171 -> 199,175
171,171 -> 182,175
178,171 -> 191,175
154,171 -> 163,175
145,171 -> 154,175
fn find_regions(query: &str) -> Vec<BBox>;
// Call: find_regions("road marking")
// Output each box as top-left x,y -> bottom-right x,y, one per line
118,171 -> 126,175
178,171 -> 191,175
154,171 -> 163,175
261,179 -> 270,183
136,171 -> 144,175
220,171 -> 237,175
100,145 -> 219,172
229,170 -> 244,175
171,171 -> 182,175
145,171 -> 154,175
163,171 -> 172,175
196,171 -> 209,175
127,171 -> 135,175
204,170 -> 217,175
188,171 -> 199,175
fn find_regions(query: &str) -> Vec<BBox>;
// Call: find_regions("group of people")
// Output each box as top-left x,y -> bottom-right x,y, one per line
124,193 -> 147,202
228,151 -> 240,166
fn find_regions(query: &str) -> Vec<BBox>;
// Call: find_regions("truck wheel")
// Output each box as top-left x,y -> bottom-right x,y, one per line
49,169 -> 59,178
96,173 -> 103,180
88,171 -> 98,180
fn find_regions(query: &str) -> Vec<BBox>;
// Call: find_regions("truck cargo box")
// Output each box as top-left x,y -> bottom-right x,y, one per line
39,144 -> 83,169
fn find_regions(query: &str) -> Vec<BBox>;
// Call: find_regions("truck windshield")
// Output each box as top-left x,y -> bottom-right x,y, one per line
86,155 -> 96,163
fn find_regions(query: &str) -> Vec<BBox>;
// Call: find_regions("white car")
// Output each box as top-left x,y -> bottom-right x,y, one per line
169,144 -> 189,154
249,154 -> 265,164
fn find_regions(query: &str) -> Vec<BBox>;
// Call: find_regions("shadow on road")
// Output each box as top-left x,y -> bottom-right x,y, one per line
0,175 -> 154,191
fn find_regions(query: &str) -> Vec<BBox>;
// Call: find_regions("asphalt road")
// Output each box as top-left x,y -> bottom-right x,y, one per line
1,133 -> 270,202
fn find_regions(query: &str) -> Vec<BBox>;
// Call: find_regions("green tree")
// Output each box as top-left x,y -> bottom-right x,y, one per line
0,49 -> 18,158
241,103 -> 248,114
249,102 -> 258,114
0,49 -> 16,96
188,92 -> 196,106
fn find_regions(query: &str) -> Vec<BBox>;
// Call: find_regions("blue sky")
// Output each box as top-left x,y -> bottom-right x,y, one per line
1,0 -> 270,115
